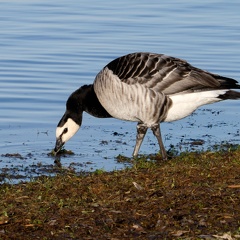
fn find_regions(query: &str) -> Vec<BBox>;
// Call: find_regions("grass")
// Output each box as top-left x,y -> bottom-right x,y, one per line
0,147 -> 240,239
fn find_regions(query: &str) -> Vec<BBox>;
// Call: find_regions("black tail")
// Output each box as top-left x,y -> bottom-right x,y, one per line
218,90 -> 240,100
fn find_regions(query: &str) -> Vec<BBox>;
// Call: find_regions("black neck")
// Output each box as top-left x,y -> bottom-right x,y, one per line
71,85 -> 112,118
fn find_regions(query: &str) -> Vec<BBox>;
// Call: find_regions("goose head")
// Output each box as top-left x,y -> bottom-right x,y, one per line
54,115 -> 81,153
54,91 -> 83,154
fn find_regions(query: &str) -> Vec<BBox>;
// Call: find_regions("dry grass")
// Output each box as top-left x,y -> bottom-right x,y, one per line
0,148 -> 240,239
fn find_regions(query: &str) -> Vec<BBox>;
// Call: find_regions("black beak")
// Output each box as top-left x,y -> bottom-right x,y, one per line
54,137 -> 64,154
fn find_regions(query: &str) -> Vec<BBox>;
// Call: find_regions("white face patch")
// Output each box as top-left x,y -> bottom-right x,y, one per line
56,118 -> 80,144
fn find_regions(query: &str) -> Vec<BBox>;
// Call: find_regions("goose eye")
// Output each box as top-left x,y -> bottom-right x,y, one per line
63,128 -> 68,134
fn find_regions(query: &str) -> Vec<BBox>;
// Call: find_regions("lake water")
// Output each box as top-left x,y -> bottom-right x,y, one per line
1,0 -> 240,182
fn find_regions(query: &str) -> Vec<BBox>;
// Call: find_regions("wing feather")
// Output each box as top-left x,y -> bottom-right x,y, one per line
106,52 -> 239,95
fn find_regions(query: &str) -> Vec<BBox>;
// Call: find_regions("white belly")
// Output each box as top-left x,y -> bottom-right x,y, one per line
165,90 -> 227,122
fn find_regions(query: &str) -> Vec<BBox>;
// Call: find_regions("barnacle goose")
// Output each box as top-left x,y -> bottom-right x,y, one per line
54,52 -> 240,160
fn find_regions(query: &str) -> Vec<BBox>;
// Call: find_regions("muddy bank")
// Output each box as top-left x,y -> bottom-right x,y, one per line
0,149 -> 240,239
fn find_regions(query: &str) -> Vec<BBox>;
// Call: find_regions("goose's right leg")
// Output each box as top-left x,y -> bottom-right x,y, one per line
132,123 -> 148,157
151,123 -> 167,160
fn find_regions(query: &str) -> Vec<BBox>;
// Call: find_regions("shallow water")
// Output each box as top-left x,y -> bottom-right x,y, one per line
1,0 -> 240,182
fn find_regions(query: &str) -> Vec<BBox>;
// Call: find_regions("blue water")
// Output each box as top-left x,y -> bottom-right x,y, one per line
1,0 -> 240,182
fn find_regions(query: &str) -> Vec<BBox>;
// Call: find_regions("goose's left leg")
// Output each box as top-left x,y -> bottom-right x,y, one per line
151,124 -> 167,160
132,123 -> 148,157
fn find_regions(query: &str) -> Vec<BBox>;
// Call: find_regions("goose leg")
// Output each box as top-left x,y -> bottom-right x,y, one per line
151,124 -> 167,160
133,123 -> 148,157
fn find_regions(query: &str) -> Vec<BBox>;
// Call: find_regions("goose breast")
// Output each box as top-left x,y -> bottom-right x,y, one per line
93,67 -> 171,126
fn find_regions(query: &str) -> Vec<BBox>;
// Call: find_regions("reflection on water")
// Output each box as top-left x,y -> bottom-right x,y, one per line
0,0 -> 240,182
